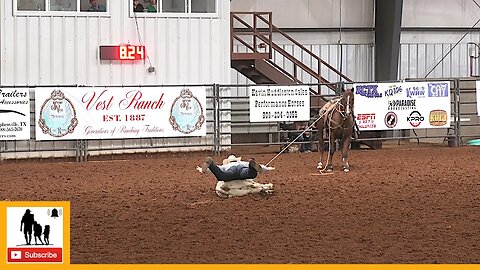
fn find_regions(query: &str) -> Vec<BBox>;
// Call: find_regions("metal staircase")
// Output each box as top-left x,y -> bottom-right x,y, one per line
230,11 -> 353,110
230,12 -> 384,149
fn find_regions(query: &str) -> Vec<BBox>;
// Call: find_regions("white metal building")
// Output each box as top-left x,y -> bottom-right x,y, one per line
0,0 -> 231,159
0,0 -> 230,86
3,1 -> 480,89
232,0 -> 480,81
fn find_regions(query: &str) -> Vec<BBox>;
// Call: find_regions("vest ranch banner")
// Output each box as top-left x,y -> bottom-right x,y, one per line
34,87 -> 206,140
353,81 -> 451,130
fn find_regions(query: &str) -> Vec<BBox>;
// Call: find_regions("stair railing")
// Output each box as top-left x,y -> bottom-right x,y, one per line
231,12 -> 352,94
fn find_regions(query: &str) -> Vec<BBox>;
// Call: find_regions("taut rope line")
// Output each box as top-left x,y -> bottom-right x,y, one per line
265,98 -> 342,167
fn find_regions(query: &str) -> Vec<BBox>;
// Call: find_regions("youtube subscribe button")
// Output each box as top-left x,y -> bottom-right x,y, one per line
7,248 -> 62,263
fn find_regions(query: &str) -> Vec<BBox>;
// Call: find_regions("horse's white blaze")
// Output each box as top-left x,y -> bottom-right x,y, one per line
346,96 -> 351,115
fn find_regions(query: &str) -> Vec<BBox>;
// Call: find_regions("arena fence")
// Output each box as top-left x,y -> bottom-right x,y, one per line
0,84 -> 219,162
220,78 -> 478,151
0,78 -> 479,162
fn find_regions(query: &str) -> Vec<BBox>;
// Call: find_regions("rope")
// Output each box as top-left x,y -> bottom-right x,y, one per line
265,99 -> 342,167
318,112 -> 335,173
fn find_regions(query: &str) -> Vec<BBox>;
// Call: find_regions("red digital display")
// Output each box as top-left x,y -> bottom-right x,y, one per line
99,45 -> 145,60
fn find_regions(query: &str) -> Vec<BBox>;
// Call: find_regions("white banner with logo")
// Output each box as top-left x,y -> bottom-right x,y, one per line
34,87 -> 206,140
353,81 -> 451,130
249,85 -> 310,122
476,81 -> 480,116
0,88 -> 31,140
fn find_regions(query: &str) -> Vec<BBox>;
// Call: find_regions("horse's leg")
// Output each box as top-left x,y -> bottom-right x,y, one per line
316,120 -> 325,170
341,129 -> 353,172
326,135 -> 335,172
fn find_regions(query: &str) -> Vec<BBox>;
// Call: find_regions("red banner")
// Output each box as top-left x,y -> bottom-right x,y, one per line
7,247 -> 62,263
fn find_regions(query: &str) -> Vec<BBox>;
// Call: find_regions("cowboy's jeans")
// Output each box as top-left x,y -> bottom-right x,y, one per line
209,164 -> 258,181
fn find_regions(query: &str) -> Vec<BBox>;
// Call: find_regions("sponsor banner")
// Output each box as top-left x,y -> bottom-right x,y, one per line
0,88 -> 30,140
34,87 -> 207,140
353,82 -> 450,130
249,85 -> 310,122
477,81 -> 480,116
2,202 -> 70,265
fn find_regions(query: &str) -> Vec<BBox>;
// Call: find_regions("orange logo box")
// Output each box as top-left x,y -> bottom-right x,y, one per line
429,110 -> 448,126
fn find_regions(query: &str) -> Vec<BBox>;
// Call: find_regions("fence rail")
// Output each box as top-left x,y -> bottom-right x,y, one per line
0,78 -> 479,161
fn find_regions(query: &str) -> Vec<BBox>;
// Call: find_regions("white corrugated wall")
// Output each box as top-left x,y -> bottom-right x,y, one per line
0,1 -> 231,159
1,1 -> 231,86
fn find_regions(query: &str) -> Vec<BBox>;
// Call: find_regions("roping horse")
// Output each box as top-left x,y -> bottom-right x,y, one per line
316,88 -> 355,172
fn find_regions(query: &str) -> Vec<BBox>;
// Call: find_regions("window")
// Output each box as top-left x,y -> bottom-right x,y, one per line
132,0 -> 216,15
80,0 -> 106,12
141,0 -> 158,13
17,0 -> 45,10
50,0 -> 76,11
162,0 -> 185,13
191,0 -> 215,13
15,0 -> 108,13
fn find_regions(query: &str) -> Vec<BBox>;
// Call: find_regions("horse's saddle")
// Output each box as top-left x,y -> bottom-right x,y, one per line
319,97 -> 342,117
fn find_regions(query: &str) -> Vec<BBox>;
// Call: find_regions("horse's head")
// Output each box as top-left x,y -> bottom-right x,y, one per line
341,88 -> 354,118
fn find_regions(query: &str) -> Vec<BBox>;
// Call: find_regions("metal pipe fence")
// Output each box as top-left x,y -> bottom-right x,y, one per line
0,84 -> 219,161
0,79 -> 479,162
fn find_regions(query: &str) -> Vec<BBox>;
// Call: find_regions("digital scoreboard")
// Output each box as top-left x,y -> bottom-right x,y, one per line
99,45 -> 145,60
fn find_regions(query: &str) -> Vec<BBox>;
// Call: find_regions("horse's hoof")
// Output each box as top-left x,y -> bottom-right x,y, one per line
326,166 -> 333,172
343,167 -> 350,172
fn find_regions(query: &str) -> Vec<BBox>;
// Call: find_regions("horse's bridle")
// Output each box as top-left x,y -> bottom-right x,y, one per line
327,95 -> 354,130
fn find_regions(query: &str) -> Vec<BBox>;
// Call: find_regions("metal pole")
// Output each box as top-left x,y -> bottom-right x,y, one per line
76,140 -> 80,162
213,84 -> 220,155
0,141 -> 5,162
83,140 -> 88,162
454,79 -> 461,146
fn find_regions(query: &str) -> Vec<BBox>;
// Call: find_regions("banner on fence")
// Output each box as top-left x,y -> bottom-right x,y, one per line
34,87 -> 206,140
353,81 -> 451,130
0,88 -> 30,140
249,85 -> 310,122
476,81 -> 480,116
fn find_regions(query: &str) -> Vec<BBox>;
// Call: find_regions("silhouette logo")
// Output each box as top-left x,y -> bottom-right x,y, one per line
6,206 -> 65,264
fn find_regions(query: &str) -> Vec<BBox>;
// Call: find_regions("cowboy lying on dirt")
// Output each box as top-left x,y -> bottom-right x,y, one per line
196,155 -> 275,198
196,155 -> 275,181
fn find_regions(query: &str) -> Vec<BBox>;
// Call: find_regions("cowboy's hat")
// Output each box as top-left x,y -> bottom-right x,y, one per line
222,154 -> 242,165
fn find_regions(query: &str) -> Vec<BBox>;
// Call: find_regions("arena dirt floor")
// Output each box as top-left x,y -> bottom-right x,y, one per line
1,142 -> 480,264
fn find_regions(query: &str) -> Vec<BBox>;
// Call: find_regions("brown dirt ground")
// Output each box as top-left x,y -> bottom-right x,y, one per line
1,142 -> 480,264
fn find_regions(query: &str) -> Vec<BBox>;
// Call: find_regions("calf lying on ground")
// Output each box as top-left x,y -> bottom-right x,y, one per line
215,179 -> 274,198
197,155 -> 275,198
